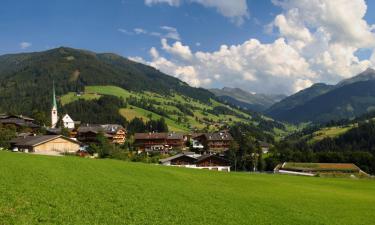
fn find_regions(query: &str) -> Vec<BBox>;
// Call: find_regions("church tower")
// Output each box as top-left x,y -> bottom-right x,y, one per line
51,81 -> 58,128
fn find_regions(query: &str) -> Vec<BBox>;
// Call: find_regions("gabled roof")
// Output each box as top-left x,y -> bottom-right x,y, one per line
135,132 -> 183,140
195,154 -> 230,163
159,153 -> 197,163
78,124 -> 125,134
11,135 -> 80,147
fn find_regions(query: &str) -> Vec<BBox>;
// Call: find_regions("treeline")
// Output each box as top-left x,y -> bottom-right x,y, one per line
62,95 -> 127,125
269,120 -> 375,174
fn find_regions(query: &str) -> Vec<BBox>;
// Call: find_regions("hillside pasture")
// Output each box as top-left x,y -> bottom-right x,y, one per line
0,151 -> 375,225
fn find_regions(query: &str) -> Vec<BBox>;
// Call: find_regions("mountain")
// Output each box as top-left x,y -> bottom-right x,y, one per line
210,87 -> 286,112
266,83 -> 334,119
336,68 -> 375,87
266,68 -> 375,123
0,47 -> 289,134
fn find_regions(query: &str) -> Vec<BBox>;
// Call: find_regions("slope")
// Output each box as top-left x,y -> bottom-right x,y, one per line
1,151 -> 375,225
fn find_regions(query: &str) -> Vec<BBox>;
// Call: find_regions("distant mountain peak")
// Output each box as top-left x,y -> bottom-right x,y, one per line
337,67 -> 375,87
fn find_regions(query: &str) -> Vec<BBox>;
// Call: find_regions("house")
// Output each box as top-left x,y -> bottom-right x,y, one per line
259,141 -> 271,154
134,132 -> 186,152
195,154 -> 231,172
62,114 -> 75,129
0,114 -> 39,130
192,131 -> 233,153
10,135 -> 80,155
159,153 -> 231,172
274,162 -> 368,177
77,124 -> 126,144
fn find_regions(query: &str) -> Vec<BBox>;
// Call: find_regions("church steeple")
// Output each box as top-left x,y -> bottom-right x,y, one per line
52,81 -> 57,109
51,81 -> 58,128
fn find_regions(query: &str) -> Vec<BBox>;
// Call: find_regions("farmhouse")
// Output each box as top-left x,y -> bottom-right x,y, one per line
192,131 -> 233,153
62,114 -> 75,129
77,124 -> 127,144
0,114 -> 39,130
159,153 -> 231,172
274,162 -> 368,177
134,132 -> 186,152
10,135 -> 80,155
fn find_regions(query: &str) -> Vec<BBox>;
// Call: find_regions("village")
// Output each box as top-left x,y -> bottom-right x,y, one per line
0,84 -> 237,172
0,84 -> 369,177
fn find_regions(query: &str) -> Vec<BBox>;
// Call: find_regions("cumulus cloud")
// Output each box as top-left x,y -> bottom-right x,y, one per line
145,0 -> 249,25
19,42 -> 32,49
131,0 -> 375,94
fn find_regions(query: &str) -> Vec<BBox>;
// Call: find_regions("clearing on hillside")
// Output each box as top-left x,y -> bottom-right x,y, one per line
1,151 -> 374,225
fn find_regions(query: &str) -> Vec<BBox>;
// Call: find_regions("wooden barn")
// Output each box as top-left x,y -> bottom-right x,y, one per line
10,135 -> 80,155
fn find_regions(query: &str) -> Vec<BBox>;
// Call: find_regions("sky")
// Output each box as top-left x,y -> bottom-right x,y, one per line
1,0 -> 375,95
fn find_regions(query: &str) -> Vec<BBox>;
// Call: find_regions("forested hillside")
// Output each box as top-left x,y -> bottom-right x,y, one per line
266,68 -> 375,123
0,47 -> 289,134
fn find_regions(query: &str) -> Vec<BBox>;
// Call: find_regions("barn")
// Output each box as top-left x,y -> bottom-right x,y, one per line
10,135 -> 80,155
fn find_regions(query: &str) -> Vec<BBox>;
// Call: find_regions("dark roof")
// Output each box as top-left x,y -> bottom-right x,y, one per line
134,132 -> 183,140
204,132 -> 233,141
0,114 -> 34,121
159,153 -> 197,163
0,117 -> 39,128
195,154 -> 230,163
77,124 -> 125,134
11,135 -> 80,147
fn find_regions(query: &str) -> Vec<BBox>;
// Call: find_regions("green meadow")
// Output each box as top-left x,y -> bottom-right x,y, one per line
1,151 -> 375,225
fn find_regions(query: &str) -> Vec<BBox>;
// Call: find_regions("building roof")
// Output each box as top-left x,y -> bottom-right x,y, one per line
159,152 -> 198,163
0,114 -> 35,121
77,124 -> 125,135
11,135 -> 80,147
195,154 -> 230,163
278,162 -> 361,172
203,132 -> 233,141
134,132 -> 183,140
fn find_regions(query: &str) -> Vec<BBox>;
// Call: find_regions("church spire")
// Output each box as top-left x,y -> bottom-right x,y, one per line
52,80 -> 57,109
51,81 -> 58,128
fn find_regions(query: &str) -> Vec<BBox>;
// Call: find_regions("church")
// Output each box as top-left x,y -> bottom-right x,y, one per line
50,82 -> 76,129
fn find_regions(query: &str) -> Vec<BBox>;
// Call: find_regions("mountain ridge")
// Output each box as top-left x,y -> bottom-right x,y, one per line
266,68 -> 375,123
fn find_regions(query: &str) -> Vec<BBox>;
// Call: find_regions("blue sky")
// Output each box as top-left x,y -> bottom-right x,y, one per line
1,0 -> 375,94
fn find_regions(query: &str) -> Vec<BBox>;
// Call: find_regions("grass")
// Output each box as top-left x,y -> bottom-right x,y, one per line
1,151 -> 375,225
309,125 -> 355,143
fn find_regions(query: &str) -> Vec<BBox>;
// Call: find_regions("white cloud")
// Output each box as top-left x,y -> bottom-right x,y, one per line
160,26 -> 181,40
134,28 -> 148,34
19,42 -> 32,49
118,26 -> 180,40
144,0 -> 249,25
161,38 -> 192,60
131,0 -> 375,94
117,28 -> 133,35
145,0 -> 181,6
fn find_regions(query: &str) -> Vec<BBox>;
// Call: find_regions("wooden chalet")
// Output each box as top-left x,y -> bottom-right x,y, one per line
10,135 -> 80,155
134,133 -> 186,152
0,114 -> 39,130
159,153 -> 231,172
192,131 -> 233,153
77,124 -> 126,144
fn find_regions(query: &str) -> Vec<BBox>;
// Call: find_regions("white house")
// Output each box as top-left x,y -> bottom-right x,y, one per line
62,114 -> 75,129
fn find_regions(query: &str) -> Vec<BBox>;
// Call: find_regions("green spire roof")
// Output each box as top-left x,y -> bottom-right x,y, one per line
52,81 -> 57,109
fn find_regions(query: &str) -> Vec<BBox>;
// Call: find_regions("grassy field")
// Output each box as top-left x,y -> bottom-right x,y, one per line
308,125 -> 355,143
1,151 -> 375,225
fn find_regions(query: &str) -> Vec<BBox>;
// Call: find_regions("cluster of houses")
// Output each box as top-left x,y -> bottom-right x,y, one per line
0,84 -> 233,171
